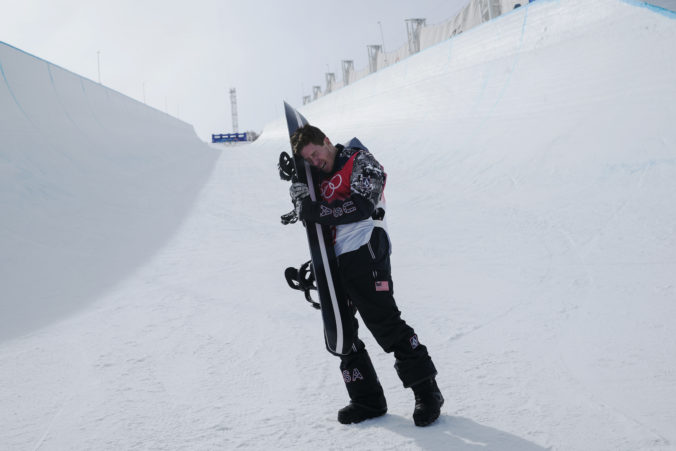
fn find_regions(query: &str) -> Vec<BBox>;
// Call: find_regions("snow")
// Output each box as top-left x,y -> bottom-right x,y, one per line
1,0 -> 675,449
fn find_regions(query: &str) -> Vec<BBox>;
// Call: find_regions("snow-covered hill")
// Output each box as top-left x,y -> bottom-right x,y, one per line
0,42 -> 218,341
1,0 -> 675,449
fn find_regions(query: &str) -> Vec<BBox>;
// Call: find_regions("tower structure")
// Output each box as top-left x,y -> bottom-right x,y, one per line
367,45 -> 382,73
341,60 -> 354,86
325,73 -> 336,93
480,0 -> 501,22
405,18 -> 426,55
230,88 -> 238,133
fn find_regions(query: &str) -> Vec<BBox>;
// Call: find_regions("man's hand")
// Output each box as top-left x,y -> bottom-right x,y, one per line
289,182 -> 311,219
289,182 -> 310,203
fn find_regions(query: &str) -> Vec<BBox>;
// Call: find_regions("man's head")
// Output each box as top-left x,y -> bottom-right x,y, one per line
290,124 -> 337,173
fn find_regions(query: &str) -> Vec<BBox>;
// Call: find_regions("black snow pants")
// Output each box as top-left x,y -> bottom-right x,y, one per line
336,227 -> 437,404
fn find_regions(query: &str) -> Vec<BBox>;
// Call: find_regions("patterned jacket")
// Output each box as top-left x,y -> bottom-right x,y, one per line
301,138 -> 387,256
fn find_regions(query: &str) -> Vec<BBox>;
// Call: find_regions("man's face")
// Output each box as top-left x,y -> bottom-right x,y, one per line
299,137 -> 336,173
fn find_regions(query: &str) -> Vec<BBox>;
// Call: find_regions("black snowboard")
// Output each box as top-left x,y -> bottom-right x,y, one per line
282,101 -> 353,355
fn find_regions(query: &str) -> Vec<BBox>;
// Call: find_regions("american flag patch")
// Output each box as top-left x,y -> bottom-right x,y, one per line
375,280 -> 389,292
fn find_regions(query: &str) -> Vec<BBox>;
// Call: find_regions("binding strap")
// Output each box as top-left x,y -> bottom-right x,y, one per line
284,260 -> 320,309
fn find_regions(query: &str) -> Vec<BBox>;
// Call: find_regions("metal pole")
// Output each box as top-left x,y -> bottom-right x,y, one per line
378,21 -> 388,66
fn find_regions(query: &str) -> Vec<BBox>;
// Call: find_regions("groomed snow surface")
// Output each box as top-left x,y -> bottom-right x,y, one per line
1,0 -> 675,449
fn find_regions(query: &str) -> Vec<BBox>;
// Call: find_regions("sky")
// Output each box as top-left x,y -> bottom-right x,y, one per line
0,0 -> 470,141
649,0 -> 676,10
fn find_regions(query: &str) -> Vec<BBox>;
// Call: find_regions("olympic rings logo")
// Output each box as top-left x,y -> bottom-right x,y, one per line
321,174 -> 343,199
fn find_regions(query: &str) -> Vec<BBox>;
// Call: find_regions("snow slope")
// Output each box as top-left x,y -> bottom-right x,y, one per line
1,0 -> 675,449
0,42 -> 218,341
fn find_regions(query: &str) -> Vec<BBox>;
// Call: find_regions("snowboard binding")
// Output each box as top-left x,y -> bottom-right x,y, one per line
278,151 -> 296,181
280,210 -> 298,225
284,260 -> 320,309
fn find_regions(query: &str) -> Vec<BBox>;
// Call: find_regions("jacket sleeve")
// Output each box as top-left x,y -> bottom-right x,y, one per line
300,150 -> 386,225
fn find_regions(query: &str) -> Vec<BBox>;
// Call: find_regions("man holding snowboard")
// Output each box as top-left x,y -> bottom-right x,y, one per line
289,124 -> 444,427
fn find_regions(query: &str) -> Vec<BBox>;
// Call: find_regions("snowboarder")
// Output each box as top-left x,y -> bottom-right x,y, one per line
289,124 -> 444,427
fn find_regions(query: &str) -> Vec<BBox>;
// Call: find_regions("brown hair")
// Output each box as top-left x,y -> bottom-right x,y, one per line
290,124 -> 325,155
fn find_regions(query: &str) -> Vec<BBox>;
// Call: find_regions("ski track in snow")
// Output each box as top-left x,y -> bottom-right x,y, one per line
2,0 -> 676,450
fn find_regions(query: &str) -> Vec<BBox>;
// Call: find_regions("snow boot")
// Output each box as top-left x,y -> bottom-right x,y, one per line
338,348 -> 387,424
411,378 -> 444,426
337,394 -> 388,424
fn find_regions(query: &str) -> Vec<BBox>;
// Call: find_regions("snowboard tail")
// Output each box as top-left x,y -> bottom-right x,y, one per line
282,101 -> 354,355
